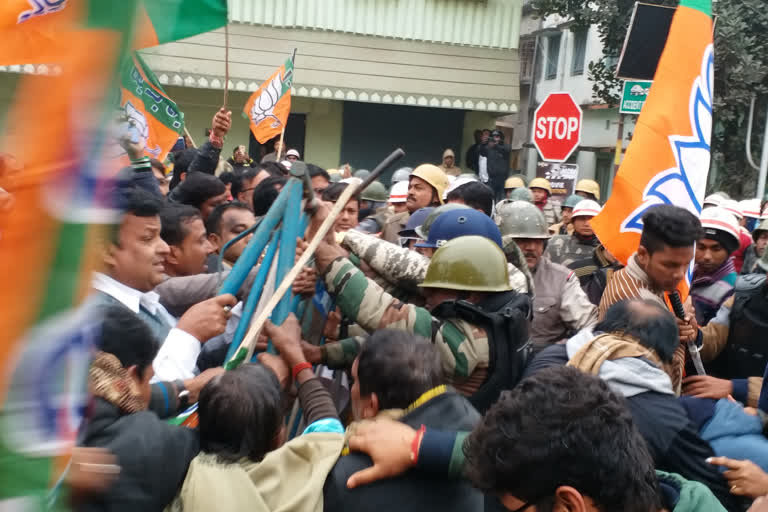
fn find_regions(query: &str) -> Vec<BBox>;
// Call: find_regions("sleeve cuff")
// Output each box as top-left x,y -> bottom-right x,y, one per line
152,328 -> 202,382
732,378 -> 748,404
417,429 -> 467,478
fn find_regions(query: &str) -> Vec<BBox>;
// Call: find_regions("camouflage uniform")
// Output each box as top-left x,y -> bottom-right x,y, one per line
545,234 -> 600,267
342,230 -> 531,295
319,257 -> 492,396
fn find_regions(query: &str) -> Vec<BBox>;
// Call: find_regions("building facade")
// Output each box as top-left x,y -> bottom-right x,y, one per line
503,2 -> 636,197
133,0 -> 525,178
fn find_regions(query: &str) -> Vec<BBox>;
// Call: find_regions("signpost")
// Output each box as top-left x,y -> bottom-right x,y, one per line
536,162 -> 579,201
619,80 -> 653,114
533,92 -> 583,163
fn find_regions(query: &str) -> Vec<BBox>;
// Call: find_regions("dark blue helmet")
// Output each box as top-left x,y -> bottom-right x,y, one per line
415,208 -> 502,249
397,207 -> 435,239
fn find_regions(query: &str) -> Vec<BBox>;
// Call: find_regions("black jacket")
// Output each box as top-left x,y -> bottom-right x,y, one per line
323,391 -> 483,512
76,399 -> 199,512
526,345 -> 742,511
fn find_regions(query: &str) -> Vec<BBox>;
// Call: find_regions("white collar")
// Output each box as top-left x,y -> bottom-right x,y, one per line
92,272 -> 162,315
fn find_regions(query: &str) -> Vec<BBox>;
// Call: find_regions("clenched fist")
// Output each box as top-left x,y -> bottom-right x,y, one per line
176,294 -> 236,343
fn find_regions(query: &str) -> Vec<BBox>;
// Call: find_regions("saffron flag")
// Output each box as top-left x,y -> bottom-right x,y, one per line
119,52 -> 185,162
0,0 -> 145,505
0,0 -> 228,66
244,54 -> 295,144
591,0 -> 713,300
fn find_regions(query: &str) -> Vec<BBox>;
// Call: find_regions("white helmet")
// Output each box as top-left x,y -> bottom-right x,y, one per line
721,199 -> 743,220
700,207 -> 740,251
571,199 -> 602,219
703,193 -> 726,208
740,198 -> 762,219
389,180 -> 408,204
443,176 -> 477,200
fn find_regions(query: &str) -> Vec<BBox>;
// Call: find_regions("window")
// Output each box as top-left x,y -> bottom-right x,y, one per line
545,33 -> 561,80
520,39 -> 536,82
571,30 -> 587,76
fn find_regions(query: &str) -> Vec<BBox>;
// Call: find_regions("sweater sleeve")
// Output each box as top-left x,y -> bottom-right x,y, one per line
187,141 -> 221,175
298,376 -> 340,427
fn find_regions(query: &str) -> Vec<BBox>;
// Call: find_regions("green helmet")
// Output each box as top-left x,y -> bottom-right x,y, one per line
414,203 -> 468,240
391,167 -> 413,185
494,200 -> 550,243
354,169 -> 371,180
420,236 -> 512,292
361,181 -> 388,202
563,194 -> 584,209
329,173 -> 342,183
508,187 -> 534,203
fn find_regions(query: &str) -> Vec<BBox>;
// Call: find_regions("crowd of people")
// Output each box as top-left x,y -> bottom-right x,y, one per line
64,106 -> 768,512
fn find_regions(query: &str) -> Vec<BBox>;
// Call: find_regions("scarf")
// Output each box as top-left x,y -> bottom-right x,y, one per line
692,257 -> 735,287
89,351 -> 146,414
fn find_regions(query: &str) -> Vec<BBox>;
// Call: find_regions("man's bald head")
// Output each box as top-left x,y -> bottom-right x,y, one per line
595,298 -> 678,362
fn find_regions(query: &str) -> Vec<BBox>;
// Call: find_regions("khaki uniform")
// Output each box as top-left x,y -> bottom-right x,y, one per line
320,258 -> 491,396
342,230 -> 530,295
379,211 -> 409,245
530,257 -> 598,351
545,234 -> 599,268
539,201 -> 562,225
548,221 -> 573,236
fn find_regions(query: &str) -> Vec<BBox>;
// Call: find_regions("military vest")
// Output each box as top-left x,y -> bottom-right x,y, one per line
708,274 -> 768,379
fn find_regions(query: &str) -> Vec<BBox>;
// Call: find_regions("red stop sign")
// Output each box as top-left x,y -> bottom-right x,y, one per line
533,92 -> 583,163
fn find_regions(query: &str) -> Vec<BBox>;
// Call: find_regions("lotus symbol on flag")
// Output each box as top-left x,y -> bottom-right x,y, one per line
18,0 -> 67,24
621,44 -> 714,234
250,71 -> 287,129
125,102 -> 161,158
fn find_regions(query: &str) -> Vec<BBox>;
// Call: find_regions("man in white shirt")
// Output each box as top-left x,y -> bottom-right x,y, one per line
93,187 -> 235,385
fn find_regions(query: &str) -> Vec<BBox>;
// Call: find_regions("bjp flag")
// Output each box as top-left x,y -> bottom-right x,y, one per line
244,54 -> 295,143
591,0 -> 713,300
0,0 -> 228,66
118,52 -> 185,162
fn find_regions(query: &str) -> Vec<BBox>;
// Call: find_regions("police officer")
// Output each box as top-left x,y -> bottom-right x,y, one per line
743,218 -> 768,275
529,177 -> 561,225
380,164 -> 449,244
308,233 -> 532,413
355,182 -> 391,234
682,248 -> 768,408
574,179 -> 601,202
504,175 -> 526,199
387,180 -> 409,214
549,194 -> 583,235
495,200 -> 597,352
341,205 -> 530,296
390,167 -> 412,186
545,199 -> 601,267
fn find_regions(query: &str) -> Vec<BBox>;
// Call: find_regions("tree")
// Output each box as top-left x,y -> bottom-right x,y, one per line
531,0 -> 768,197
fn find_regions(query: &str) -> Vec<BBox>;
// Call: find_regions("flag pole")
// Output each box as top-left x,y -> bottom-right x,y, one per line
183,126 -> 197,149
222,24 -> 230,109
275,49 -> 296,162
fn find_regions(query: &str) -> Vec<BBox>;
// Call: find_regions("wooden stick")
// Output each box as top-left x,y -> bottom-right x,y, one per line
234,177 -> 365,357
183,126 -> 197,149
223,24 -> 230,109
276,124 -> 286,161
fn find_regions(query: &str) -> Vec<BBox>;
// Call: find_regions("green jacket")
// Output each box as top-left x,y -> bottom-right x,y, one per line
656,471 -> 727,511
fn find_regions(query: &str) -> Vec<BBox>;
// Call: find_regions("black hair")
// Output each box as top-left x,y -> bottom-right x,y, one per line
97,305 -> 159,378
168,171 -> 226,211
307,163 -> 331,183
111,187 -> 164,245
464,366 -> 659,512
356,330 -> 443,409
322,182 -> 360,206
251,175 -> 288,216
168,148 -> 198,190
446,182 -> 494,217
259,161 -> 288,177
231,168 -> 263,200
198,364 -> 283,463
205,200 -> 251,236
640,204 -> 703,254
219,171 -> 237,187
159,203 -> 201,246
594,299 -> 679,362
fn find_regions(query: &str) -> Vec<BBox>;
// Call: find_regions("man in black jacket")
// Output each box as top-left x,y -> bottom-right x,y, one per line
479,129 -> 510,201
525,298 -> 744,511
323,330 -> 483,512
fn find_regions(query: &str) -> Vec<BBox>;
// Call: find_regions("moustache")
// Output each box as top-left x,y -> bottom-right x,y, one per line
523,252 -> 538,259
